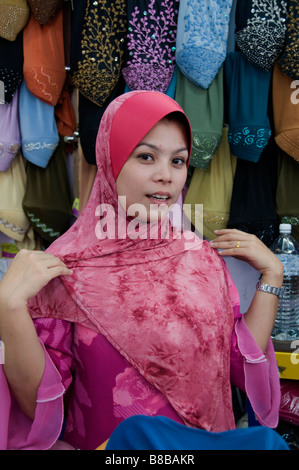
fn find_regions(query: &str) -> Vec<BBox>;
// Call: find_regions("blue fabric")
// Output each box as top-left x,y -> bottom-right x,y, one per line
224,52 -> 272,162
176,0 -> 233,89
19,80 -> 58,168
106,415 -> 289,450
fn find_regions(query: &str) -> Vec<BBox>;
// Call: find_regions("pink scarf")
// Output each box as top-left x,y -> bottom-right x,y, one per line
28,91 -> 235,431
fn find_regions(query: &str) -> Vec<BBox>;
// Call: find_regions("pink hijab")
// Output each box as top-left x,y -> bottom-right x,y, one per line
29,91 -> 235,432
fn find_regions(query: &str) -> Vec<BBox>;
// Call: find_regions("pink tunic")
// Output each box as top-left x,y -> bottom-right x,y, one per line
0,280 -> 281,450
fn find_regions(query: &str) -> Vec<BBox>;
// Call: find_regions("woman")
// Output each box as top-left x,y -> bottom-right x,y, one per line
0,91 -> 283,450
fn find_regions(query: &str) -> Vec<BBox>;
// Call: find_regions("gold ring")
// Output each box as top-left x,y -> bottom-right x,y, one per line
236,241 -> 241,248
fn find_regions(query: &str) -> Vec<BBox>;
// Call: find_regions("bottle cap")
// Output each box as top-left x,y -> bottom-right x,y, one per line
279,223 -> 292,233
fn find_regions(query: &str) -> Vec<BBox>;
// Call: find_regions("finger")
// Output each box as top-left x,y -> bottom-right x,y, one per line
46,265 -> 73,278
213,229 -> 253,242
210,238 -> 247,249
24,251 -> 69,270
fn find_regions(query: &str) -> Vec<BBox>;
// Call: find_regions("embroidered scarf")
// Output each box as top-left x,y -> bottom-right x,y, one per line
122,0 -> 178,92
176,0 -> 232,89
28,91 -> 235,432
70,0 -> 127,107
235,0 -> 288,71
278,0 -> 299,79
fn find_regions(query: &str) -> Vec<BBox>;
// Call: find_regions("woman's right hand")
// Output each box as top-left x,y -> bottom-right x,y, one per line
0,249 -> 73,310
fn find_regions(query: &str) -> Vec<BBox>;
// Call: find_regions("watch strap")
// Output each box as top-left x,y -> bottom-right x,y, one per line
256,281 -> 284,299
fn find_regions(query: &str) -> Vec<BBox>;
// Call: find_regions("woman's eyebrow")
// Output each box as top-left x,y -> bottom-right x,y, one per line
136,142 -> 189,154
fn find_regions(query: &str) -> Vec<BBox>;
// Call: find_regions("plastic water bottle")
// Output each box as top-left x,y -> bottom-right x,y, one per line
271,224 -> 299,341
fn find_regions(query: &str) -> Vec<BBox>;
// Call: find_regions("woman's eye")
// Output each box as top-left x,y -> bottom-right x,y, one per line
138,154 -> 153,161
172,157 -> 186,166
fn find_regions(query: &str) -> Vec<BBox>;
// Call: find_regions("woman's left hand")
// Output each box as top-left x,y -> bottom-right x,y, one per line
209,229 -> 284,283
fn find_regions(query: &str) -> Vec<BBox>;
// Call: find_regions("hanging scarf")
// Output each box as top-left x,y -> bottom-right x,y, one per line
175,0 -> 232,89
278,0 -> 299,79
273,61 -> 299,162
0,0 -> 30,41
235,0 -> 288,71
0,33 -> 23,104
70,0 -> 127,107
122,0 -> 178,92
227,137 -> 279,247
0,88 -> 21,171
224,52 -> 272,162
19,80 -> 59,168
175,67 -> 223,169
28,91 -> 235,432
23,9 -> 66,106
184,128 -> 237,240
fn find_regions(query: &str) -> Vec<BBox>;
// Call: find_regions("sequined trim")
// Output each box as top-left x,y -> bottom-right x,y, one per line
281,215 -> 299,226
203,214 -> 229,225
122,0 -> 178,92
228,126 -> 271,158
25,211 -> 60,238
0,218 -> 27,235
71,0 -> 127,106
190,133 -> 221,169
278,0 -> 299,79
0,68 -> 23,104
0,142 -> 20,159
23,142 -> 57,152
235,0 -> 287,71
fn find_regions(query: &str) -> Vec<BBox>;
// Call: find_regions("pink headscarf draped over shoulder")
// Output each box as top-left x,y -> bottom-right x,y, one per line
28,91 -> 235,432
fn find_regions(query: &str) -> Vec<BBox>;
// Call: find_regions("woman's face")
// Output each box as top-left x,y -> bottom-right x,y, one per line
116,117 -> 189,222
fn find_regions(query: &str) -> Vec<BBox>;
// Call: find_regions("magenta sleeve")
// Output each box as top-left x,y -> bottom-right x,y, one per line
0,318 -> 73,449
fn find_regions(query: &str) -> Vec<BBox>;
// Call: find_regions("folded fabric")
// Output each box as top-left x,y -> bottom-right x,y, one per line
176,0 -> 232,89
273,61 -> 299,161
78,77 -> 125,165
104,415 -> 289,450
19,80 -> 59,168
23,9 -> 66,106
235,0 -> 288,71
0,88 -> 21,171
276,149 -> 299,242
22,138 -> 73,243
278,0 -> 299,79
27,0 -> 63,25
54,89 -> 76,137
122,0 -> 178,92
0,153 -> 31,242
184,128 -> 237,240
70,0 -> 126,106
0,0 -> 30,41
227,137 -> 279,247
224,52 -> 272,162
175,67 -> 223,169
0,33 -> 23,104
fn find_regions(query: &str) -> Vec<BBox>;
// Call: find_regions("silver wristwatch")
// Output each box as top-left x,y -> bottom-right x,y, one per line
256,281 -> 284,299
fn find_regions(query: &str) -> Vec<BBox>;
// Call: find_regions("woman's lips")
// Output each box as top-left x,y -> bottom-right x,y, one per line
146,193 -> 172,205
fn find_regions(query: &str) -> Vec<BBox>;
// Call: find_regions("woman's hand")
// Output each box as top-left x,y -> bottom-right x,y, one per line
0,249 -> 73,310
209,229 -> 283,285
210,229 -> 284,351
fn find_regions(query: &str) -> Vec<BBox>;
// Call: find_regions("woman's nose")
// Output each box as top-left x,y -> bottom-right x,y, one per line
153,163 -> 172,182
